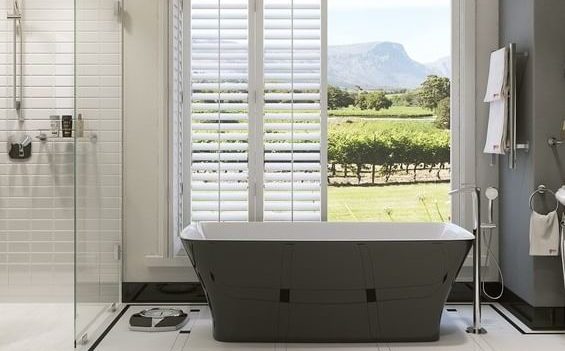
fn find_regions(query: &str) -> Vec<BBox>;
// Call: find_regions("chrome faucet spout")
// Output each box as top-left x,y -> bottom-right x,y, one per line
449,185 -> 486,335
449,186 -> 481,230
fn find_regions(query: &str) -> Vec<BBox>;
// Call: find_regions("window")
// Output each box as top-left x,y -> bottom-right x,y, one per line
326,0 -> 452,222
175,0 -> 326,226
172,0 -> 474,233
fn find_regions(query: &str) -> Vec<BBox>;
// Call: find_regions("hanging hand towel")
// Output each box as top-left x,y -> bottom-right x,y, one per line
483,99 -> 507,154
529,210 -> 560,256
484,47 -> 508,102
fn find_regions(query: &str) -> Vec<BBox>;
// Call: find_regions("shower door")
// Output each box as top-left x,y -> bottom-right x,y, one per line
74,0 -> 123,343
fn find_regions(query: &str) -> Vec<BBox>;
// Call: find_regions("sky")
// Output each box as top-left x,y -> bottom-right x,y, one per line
328,0 -> 451,63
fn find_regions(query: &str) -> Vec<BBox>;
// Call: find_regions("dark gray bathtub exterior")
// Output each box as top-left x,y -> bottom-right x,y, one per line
181,223 -> 473,343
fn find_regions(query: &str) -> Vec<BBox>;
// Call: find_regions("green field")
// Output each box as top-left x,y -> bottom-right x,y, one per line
329,106 -> 433,118
328,183 -> 450,222
329,118 -> 442,134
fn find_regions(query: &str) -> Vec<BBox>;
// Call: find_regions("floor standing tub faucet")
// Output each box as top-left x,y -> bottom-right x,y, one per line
449,186 -> 487,335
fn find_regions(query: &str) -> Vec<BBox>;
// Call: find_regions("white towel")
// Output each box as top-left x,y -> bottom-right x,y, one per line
529,210 -> 560,256
483,99 -> 507,154
484,48 -> 508,102
483,47 -> 509,155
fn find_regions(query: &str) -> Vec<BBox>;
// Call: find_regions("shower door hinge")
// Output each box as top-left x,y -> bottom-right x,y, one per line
78,333 -> 89,345
113,243 -> 122,261
114,1 -> 123,19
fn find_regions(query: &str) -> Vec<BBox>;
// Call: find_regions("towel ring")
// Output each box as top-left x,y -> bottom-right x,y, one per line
529,185 -> 559,212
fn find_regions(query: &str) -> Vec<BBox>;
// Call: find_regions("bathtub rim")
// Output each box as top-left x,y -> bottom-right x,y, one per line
180,222 -> 475,242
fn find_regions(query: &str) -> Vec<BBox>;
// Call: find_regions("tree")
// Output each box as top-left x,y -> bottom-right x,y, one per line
328,85 -> 355,110
366,91 -> 393,110
355,91 -> 392,111
434,97 -> 450,129
390,90 -> 419,107
417,75 -> 450,111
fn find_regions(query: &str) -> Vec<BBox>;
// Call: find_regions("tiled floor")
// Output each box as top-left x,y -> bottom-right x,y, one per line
0,303 -> 74,351
92,304 -> 565,351
0,302 -> 119,351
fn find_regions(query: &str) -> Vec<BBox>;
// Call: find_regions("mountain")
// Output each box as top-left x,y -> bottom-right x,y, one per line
328,41 -> 451,90
426,56 -> 451,78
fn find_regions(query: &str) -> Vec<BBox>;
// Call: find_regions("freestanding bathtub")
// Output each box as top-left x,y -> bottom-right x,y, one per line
181,222 -> 473,343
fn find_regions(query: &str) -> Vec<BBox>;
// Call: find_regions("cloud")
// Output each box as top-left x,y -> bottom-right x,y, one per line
328,0 -> 450,12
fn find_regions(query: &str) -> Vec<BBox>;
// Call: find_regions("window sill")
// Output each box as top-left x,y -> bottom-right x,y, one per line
144,255 -> 191,267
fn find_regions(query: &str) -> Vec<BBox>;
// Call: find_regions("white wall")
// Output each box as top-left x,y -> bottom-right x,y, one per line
123,0 -> 195,282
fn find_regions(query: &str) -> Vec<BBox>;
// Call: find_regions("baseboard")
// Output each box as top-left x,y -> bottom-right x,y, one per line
122,282 -> 206,303
121,281 -> 565,331
497,288 -> 565,331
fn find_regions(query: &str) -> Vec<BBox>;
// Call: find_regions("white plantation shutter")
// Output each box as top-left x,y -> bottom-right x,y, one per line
189,0 -> 250,222
263,0 -> 323,221
183,0 -> 325,224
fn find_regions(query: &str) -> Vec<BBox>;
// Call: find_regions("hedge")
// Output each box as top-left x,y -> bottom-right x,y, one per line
328,128 -> 450,183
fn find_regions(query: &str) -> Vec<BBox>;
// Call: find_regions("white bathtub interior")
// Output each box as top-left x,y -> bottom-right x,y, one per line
182,222 -> 475,241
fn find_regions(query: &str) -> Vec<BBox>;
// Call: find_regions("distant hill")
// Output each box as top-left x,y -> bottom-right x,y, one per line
425,56 -> 451,79
328,41 -> 451,90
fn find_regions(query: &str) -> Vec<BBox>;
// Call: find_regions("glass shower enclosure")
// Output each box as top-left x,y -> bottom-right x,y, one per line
74,0 -> 123,345
0,0 -> 123,348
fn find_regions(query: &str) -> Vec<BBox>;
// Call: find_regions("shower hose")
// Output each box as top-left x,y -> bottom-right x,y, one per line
481,226 -> 504,300
562,220 -> 565,292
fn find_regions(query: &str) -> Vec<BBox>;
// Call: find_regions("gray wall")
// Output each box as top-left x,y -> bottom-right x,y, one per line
499,0 -> 565,307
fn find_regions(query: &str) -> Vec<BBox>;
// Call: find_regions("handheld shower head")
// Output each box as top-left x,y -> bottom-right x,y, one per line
555,186 -> 565,206
485,187 -> 498,224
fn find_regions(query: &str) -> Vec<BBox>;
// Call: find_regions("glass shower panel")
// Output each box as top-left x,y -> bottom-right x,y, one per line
74,0 -> 123,342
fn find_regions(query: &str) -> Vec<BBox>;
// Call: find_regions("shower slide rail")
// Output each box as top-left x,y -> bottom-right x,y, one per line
6,0 -> 22,117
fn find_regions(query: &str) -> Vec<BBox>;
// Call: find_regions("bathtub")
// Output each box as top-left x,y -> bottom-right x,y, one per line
181,222 -> 473,343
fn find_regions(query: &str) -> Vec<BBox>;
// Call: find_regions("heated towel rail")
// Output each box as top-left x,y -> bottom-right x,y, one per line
505,43 -> 529,169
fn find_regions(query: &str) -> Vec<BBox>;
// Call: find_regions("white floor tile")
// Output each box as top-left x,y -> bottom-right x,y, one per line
0,303 -> 74,351
92,304 -> 565,351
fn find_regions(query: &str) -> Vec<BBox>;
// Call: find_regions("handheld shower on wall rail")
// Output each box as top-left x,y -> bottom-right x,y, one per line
6,0 -> 22,117
485,187 -> 499,225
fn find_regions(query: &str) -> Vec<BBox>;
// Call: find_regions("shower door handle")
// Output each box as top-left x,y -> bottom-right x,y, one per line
113,243 -> 122,261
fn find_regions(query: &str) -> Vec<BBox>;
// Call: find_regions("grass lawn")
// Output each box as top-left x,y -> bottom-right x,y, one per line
329,106 -> 433,118
328,182 -> 450,222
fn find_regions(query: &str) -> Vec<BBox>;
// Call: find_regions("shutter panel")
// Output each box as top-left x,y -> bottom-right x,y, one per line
189,0 -> 250,222
263,0 -> 322,221
172,0 -> 184,235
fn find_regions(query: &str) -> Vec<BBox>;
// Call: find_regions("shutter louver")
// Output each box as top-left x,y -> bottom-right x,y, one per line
263,0 -> 322,221
189,0 -> 249,222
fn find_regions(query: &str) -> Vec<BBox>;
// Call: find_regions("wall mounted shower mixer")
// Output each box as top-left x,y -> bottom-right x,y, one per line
8,134 -> 32,160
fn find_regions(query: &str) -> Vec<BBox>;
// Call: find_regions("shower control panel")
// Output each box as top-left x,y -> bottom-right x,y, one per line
8,135 -> 32,160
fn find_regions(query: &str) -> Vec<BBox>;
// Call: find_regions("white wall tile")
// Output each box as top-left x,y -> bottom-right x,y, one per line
0,0 -> 122,303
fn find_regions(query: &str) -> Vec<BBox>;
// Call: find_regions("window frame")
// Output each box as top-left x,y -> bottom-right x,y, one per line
169,0 -> 484,259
